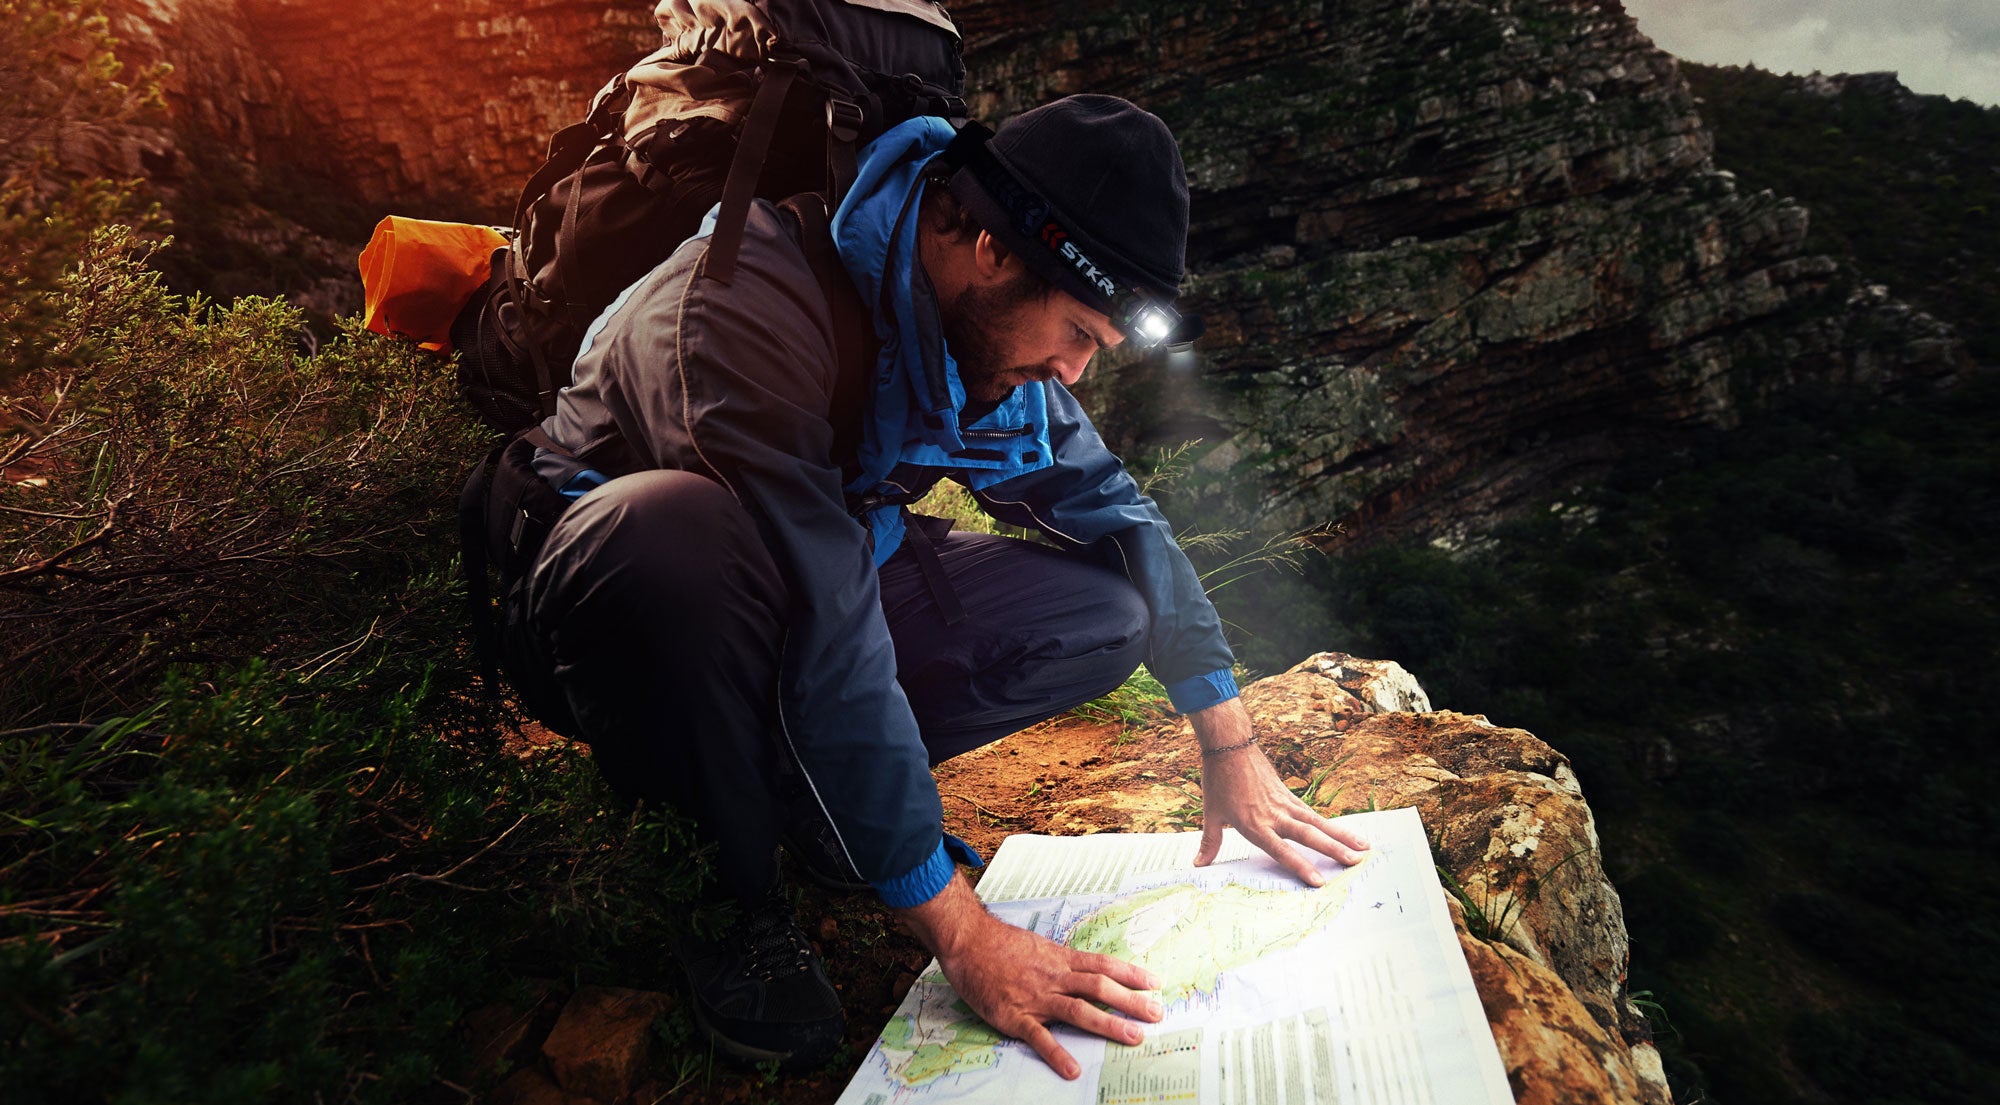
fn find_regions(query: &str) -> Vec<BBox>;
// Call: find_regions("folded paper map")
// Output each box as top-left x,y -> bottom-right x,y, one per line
837,806 -> 1514,1105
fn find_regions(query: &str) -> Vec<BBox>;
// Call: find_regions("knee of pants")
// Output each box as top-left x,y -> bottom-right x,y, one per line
526,468 -> 782,629
1099,578 -> 1150,653
1056,576 -> 1152,700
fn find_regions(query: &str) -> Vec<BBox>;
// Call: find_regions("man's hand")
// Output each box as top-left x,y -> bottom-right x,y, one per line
894,872 -> 1163,1080
1189,697 -> 1371,885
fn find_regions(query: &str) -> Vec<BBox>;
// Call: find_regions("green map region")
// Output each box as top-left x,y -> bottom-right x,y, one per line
1065,859 -> 1369,1006
877,975 -> 1006,1087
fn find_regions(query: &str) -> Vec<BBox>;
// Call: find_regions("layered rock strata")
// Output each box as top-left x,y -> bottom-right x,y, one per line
945,0 -> 1965,539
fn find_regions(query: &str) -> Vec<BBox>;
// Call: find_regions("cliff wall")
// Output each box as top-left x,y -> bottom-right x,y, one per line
945,0 -> 1965,540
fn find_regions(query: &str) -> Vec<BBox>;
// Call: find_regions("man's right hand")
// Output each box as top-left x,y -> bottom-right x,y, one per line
893,871 -> 1164,1080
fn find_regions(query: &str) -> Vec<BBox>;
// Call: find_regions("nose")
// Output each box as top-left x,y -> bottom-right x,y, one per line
1048,352 -> 1090,387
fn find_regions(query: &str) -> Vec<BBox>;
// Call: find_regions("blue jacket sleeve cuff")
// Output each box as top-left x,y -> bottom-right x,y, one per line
1164,668 -> 1240,714
874,841 -> 955,908
873,834 -> 987,909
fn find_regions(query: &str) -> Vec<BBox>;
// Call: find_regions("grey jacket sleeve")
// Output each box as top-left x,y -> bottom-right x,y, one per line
554,205 -> 947,900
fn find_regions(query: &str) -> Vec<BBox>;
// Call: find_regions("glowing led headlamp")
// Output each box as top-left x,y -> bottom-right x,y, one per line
1118,297 -> 1203,351
941,122 -> 1204,352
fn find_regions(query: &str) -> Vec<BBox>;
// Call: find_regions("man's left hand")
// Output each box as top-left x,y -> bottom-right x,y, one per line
1187,697 -> 1370,885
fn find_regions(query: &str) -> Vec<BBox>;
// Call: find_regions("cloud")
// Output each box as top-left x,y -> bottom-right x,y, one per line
1621,0 -> 2000,104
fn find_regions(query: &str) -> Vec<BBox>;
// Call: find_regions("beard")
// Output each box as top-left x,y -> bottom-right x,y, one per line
940,272 -> 1050,405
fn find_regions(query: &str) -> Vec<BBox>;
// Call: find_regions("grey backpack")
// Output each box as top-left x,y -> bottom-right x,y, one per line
453,0 -> 966,434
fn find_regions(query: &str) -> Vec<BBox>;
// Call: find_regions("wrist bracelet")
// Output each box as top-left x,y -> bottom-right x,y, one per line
1200,735 -> 1258,757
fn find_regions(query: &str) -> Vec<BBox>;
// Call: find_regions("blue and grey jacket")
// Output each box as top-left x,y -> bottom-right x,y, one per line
537,118 -> 1237,909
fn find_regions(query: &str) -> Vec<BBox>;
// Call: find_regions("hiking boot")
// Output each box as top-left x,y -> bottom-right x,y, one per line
674,895 -> 845,1070
780,811 -> 872,894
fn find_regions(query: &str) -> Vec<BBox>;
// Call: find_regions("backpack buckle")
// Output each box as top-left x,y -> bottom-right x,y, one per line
510,507 -> 530,553
826,97 -> 863,145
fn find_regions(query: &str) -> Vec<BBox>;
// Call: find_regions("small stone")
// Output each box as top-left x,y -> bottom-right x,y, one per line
541,986 -> 672,1103
819,917 -> 839,943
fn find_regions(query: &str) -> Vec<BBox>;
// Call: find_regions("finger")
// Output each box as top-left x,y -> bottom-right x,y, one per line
1017,1020 -> 1080,1080
1280,817 -> 1370,866
1300,807 -> 1371,853
1194,819 -> 1223,867
1050,994 -> 1149,1046
1069,949 -> 1162,995
1274,790 -> 1372,853
1065,964 -> 1165,1022
1247,825 -> 1324,886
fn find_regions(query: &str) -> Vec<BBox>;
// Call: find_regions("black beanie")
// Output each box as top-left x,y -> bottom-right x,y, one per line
944,95 -> 1189,311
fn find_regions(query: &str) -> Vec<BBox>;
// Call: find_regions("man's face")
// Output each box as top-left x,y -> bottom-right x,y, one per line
942,271 -> 1125,405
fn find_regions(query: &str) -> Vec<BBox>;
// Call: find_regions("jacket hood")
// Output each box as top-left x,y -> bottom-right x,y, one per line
832,117 -> 1055,561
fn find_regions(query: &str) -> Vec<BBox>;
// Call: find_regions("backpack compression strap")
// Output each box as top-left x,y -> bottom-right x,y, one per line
703,61 -> 802,286
506,74 -> 629,420
778,193 -> 872,396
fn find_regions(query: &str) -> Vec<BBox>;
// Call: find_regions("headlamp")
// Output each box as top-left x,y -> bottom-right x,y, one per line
942,122 -> 1204,352
1117,297 -> 1203,351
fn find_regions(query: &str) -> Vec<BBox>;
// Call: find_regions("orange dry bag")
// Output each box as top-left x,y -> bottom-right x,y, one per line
358,217 -> 507,353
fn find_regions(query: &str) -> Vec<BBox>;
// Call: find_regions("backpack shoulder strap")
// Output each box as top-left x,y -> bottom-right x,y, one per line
778,193 -> 875,395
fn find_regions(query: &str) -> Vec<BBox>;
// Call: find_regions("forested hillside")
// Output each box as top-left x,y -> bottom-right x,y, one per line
1682,63 -> 2000,364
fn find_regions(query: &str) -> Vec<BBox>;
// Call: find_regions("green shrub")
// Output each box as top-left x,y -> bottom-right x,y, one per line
1,0 -> 167,386
0,662 -> 708,1104
2,227 -> 484,722
0,223 -> 715,1101
1787,1007 -> 1981,1105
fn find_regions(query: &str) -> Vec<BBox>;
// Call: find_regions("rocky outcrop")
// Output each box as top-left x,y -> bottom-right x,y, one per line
937,651 -> 1671,1105
92,0 -> 1966,539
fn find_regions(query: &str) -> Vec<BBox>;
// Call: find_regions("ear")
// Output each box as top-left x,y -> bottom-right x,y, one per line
971,230 -> 1021,286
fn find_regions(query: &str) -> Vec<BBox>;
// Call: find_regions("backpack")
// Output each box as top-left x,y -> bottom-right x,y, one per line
452,0 -> 966,436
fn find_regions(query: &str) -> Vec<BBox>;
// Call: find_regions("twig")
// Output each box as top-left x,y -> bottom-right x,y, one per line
939,791 -> 1019,821
0,504 -> 104,521
372,814 -> 530,891
297,618 -> 381,683
0,497 -> 122,582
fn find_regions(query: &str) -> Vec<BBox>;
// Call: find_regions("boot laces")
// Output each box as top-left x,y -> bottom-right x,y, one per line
738,909 -> 812,983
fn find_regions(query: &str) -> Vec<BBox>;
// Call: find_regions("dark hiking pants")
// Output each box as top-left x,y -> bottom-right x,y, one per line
503,469 -> 1150,904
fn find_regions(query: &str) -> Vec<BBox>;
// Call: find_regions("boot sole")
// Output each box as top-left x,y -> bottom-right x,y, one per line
687,988 -> 844,1071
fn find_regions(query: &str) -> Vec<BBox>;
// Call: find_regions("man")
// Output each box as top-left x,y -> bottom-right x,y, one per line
507,95 -> 1370,1076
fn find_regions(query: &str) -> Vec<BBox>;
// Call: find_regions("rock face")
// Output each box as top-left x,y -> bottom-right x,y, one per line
939,651 -> 1671,1105
945,0 -> 1966,540
94,0 -> 1966,539
104,0 -> 655,215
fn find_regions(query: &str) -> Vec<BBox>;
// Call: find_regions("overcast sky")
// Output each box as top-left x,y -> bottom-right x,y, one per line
1622,0 -> 2000,105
